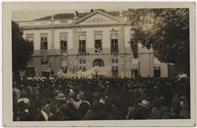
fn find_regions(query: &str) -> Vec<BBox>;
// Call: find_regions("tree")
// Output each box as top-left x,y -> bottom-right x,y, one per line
128,8 -> 189,75
12,21 -> 34,75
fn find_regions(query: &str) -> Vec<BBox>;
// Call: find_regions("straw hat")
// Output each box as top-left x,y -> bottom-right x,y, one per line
105,81 -> 110,84
55,92 -> 66,101
138,99 -> 150,109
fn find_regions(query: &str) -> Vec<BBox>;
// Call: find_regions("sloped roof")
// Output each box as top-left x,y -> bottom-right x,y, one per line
34,10 -> 128,21
35,13 -> 75,20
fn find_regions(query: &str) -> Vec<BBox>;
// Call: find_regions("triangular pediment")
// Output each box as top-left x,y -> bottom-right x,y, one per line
74,11 -> 122,25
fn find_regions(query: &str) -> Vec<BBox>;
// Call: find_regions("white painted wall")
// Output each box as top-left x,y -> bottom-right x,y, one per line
22,25 -> 131,51
21,25 -> 169,78
161,63 -> 168,77
139,54 -> 154,77
124,26 -> 132,48
138,45 -> 154,77
86,29 -> 94,49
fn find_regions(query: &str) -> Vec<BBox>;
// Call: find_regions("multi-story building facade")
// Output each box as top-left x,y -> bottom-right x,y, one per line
17,9 -> 170,78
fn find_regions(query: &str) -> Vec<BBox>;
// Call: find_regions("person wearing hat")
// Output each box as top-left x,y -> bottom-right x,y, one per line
49,102 -> 69,120
69,90 -> 90,119
14,101 -> 31,121
55,92 -> 66,101
49,92 -> 69,120
34,101 -> 51,121
17,90 -> 30,108
132,99 -> 151,119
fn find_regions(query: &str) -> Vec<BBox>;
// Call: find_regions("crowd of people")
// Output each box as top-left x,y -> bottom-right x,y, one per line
13,76 -> 190,121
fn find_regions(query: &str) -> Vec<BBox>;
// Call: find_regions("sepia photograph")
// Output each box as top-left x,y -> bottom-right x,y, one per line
2,2 -> 196,127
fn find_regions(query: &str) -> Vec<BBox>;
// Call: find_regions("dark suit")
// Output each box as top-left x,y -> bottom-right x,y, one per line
34,110 -> 47,121
132,105 -> 151,119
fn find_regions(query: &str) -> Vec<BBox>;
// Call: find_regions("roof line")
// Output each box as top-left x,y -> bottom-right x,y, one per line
73,10 -> 122,25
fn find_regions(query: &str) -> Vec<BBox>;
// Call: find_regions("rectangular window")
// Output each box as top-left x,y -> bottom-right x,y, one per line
80,66 -> 86,71
111,39 -> 118,54
82,67 -> 86,72
60,41 -> 67,50
94,34 -> 102,53
112,66 -> 119,77
41,58 -> 48,65
62,66 -> 67,73
112,66 -> 119,71
79,58 -> 86,64
60,34 -> 67,51
79,40 -> 86,54
112,58 -> 118,63
132,69 -> 139,78
115,58 -> 118,63
78,35 -> 86,54
83,59 -> 86,64
40,35 -> 48,50
95,40 -> 102,53
79,57 -> 86,72
79,58 -> 83,64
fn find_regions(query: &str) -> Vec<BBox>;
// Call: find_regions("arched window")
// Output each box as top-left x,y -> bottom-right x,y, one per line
93,58 -> 104,67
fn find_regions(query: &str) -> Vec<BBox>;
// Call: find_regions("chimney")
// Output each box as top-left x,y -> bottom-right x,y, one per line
51,15 -> 54,20
90,9 -> 94,12
74,11 -> 79,19
119,10 -> 123,17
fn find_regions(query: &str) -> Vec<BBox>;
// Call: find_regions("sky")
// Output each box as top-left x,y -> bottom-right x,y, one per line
12,3 -> 131,21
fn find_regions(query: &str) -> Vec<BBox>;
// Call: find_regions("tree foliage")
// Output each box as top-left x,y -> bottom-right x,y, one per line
12,21 -> 34,72
128,8 -> 189,74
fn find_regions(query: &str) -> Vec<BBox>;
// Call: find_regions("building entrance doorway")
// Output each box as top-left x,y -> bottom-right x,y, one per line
154,68 -> 161,77
132,69 -> 139,78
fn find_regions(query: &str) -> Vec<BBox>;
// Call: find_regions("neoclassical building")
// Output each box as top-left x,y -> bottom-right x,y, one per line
17,9 -> 170,78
